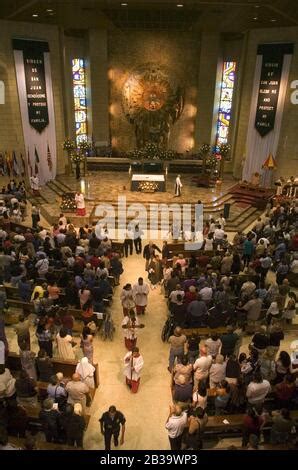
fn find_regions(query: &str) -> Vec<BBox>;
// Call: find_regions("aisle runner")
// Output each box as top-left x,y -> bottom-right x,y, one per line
13,38 -> 56,185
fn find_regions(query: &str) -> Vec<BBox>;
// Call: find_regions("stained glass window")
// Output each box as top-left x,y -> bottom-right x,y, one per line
216,61 -> 236,147
72,58 -> 88,144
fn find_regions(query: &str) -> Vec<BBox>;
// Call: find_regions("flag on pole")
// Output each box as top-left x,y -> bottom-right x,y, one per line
20,153 -> 26,177
262,153 -> 277,169
12,151 -> 20,177
0,153 -> 4,176
47,143 -> 53,171
34,146 -> 39,175
5,151 -> 11,177
27,148 -> 33,177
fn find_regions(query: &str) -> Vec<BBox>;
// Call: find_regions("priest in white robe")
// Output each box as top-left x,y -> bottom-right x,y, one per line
123,347 -> 144,393
30,174 -> 40,195
132,277 -> 149,315
174,175 -> 182,197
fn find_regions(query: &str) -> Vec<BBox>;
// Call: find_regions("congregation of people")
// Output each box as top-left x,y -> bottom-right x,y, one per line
0,176 -> 297,450
164,199 -> 298,450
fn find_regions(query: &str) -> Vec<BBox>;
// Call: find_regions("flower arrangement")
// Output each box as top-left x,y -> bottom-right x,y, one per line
205,154 -> 218,169
78,140 -> 92,154
70,153 -> 84,164
218,143 -> 231,161
129,144 -> 178,161
63,139 -> 75,152
60,193 -> 77,212
199,143 -> 211,156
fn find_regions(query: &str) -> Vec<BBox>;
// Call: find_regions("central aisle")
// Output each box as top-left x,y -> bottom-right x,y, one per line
84,250 -> 172,450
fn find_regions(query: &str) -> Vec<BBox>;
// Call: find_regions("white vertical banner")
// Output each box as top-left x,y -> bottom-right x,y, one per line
13,39 -> 56,185
242,43 -> 293,183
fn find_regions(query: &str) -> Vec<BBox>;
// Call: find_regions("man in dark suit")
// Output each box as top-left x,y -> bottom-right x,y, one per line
143,241 -> 161,271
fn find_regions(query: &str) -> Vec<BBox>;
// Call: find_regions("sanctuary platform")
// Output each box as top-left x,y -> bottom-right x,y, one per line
26,172 -> 269,234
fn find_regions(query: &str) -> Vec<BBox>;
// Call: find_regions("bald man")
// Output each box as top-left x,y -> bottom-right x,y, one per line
66,373 -> 89,413
165,404 -> 187,450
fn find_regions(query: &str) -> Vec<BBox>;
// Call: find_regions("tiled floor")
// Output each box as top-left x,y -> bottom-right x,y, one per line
59,172 -> 237,205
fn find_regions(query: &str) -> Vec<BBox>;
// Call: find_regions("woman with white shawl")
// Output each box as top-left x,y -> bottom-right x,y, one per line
76,357 -> 96,389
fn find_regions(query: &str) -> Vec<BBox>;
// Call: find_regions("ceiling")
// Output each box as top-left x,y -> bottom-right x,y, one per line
1,0 -> 298,32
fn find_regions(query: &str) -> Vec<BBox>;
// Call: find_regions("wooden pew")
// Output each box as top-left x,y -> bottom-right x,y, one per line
6,352 -> 100,388
8,404 -> 91,440
8,436 -> 82,450
4,285 -> 22,300
181,327 -> 228,337
204,410 -> 298,438
36,380 -> 96,405
6,298 -> 35,315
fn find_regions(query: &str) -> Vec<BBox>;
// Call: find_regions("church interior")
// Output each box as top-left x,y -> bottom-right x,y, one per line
0,0 -> 297,454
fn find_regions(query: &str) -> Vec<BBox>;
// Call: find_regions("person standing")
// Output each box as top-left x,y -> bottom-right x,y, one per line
123,227 -> 134,258
99,406 -> 126,450
121,310 -> 144,351
133,277 -> 149,315
123,347 -> 144,393
133,224 -> 143,254
30,174 -> 40,195
168,327 -> 187,372
143,241 -> 161,271
243,234 -> 254,268
110,254 -> 123,286
66,373 -> 90,413
120,283 -> 135,316
174,175 -> 182,197
31,205 -> 40,229
14,314 -> 30,350
80,326 -> 94,363
165,404 -> 187,450
75,191 -> 86,216
56,328 -> 76,360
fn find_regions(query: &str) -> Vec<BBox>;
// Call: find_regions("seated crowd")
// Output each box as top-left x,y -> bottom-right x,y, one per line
0,181 -> 123,448
0,179 -> 297,450
164,200 -> 297,449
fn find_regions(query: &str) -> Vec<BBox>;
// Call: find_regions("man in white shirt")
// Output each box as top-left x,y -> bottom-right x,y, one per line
165,404 -> 187,450
216,214 -> 226,228
246,371 -> 270,407
199,284 -> 213,303
213,225 -> 225,246
133,277 -> 149,315
169,284 -> 185,305
193,346 -> 212,388
258,237 -> 270,249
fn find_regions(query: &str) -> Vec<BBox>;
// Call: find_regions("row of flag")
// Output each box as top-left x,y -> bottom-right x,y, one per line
0,144 -> 53,178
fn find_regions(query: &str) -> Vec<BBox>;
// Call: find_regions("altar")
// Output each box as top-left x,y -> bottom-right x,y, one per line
131,173 -> 166,192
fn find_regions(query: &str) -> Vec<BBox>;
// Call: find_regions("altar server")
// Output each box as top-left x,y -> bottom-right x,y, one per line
75,191 -> 86,216
132,277 -> 149,315
121,310 -> 144,351
123,347 -> 144,393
